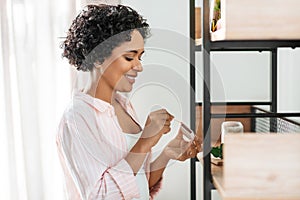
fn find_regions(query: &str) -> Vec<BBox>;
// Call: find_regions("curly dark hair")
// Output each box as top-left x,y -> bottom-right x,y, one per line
61,4 -> 150,71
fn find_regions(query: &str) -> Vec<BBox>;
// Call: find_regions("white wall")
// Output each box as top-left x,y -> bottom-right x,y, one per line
121,1 -> 300,200
278,48 -> 300,122
196,51 -> 270,102
121,1 -> 192,200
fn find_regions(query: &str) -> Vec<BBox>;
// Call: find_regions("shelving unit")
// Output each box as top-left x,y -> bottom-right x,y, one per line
189,1 -> 300,200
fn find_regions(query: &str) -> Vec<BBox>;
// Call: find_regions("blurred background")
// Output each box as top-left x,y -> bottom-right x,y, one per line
1,0 -> 300,199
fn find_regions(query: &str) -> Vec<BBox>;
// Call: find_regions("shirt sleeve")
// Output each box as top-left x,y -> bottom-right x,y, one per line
57,111 -> 140,200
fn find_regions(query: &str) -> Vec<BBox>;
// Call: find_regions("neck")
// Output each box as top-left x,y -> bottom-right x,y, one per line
95,79 -> 117,104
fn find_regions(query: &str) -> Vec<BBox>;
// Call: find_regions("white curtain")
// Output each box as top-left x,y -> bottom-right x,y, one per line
0,0 -> 122,199
0,0 -> 76,199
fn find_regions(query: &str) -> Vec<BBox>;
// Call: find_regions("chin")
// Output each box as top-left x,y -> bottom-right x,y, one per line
118,86 -> 133,93
124,87 -> 133,92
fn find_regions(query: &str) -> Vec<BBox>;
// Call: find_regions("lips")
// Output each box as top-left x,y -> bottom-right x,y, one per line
125,74 -> 136,84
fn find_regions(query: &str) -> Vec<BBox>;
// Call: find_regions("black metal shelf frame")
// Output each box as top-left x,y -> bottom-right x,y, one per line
189,1 -> 300,200
189,1 -> 197,200
196,101 -> 272,106
195,40 -> 300,52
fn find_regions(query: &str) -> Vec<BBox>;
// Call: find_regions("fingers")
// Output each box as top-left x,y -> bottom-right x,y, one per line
185,137 -> 202,159
161,125 -> 171,134
167,138 -> 201,161
187,149 -> 197,157
192,135 -> 202,152
149,109 -> 174,135
186,146 -> 198,158
163,120 -> 172,126
152,109 -> 174,121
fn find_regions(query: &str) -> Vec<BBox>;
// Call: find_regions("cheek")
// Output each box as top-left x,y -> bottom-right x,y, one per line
104,60 -> 131,85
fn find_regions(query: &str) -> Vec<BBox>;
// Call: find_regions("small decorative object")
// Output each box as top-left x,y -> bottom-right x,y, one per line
211,0 -> 221,32
211,121 -> 243,159
221,121 -> 244,143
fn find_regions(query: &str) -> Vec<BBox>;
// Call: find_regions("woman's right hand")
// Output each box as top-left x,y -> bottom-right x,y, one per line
139,109 -> 174,151
126,109 -> 173,173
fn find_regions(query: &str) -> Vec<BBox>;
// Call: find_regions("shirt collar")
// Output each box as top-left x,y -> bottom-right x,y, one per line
72,90 -> 141,127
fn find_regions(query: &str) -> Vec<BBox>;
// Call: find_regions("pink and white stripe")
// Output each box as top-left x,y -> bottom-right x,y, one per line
56,90 -> 162,200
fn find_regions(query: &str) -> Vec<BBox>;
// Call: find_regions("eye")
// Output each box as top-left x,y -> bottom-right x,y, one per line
124,56 -> 133,61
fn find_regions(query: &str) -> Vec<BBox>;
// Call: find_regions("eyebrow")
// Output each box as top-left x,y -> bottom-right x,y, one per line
125,50 -> 145,55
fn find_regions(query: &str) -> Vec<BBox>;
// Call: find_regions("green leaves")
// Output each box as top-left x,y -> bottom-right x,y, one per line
211,143 -> 223,159
214,0 -> 221,12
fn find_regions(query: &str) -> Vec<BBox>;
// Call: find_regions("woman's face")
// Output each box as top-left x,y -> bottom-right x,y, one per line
99,30 -> 144,93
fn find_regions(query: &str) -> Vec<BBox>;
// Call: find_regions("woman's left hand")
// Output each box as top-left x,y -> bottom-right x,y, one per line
163,128 -> 202,161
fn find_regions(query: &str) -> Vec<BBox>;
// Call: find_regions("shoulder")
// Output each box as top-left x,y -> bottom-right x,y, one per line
57,97 -> 98,136
61,94 -> 100,123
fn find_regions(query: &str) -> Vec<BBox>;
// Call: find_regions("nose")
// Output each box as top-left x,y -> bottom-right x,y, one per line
132,60 -> 143,72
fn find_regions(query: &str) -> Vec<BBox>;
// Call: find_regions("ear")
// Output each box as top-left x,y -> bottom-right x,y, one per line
93,60 -> 102,69
93,61 -> 104,73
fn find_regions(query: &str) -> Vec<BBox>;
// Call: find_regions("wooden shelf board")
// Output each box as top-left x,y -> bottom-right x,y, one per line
212,166 -> 300,200
198,134 -> 300,200
210,0 -> 300,42
212,134 -> 300,200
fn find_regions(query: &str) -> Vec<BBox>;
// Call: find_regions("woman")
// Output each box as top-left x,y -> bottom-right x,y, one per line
57,4 -> 201,200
